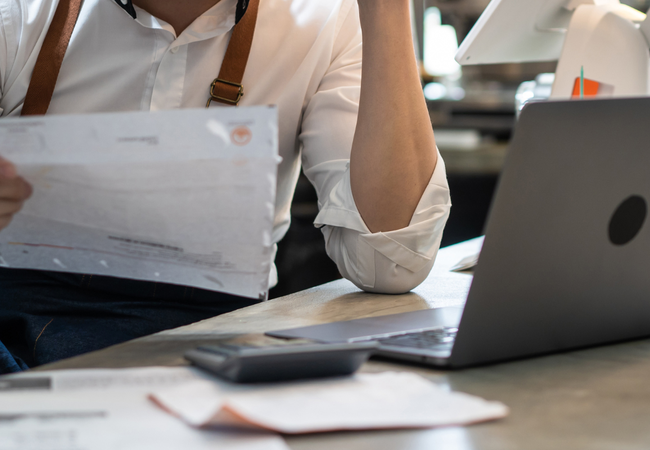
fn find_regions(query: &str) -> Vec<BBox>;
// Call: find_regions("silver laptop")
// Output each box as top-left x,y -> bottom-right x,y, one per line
267,97 -> 650,368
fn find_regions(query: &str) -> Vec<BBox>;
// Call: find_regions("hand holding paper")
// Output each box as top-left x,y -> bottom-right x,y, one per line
0,156 -> 32,230
0,107 -> 279,299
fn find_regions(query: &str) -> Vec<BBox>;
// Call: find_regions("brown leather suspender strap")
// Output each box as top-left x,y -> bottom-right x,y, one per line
21,0 -> 83,116
207,0 -> 259,107
21,0 -> 259,116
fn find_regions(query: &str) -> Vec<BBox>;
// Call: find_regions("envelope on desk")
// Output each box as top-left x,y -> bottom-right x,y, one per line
151,371 -> 508,434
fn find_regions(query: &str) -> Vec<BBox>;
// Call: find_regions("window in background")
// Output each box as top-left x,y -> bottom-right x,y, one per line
423,7 -> 462,79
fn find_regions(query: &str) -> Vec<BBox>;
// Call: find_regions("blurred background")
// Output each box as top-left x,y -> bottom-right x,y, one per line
269,0 -> 650,298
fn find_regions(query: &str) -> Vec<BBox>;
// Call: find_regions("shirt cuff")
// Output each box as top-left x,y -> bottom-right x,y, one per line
313,150 -> 451,289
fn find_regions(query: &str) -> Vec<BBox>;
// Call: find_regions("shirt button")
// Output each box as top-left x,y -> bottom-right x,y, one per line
170,46 -> 179,54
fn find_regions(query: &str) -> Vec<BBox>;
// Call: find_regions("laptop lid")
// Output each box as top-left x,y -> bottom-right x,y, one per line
449,97 -> 650,367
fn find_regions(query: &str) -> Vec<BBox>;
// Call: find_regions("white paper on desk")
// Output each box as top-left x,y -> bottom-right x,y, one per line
0,107 -> 279,299
151,371 -> 509,434
450,236 -> 484,272
0,367 -> 289,450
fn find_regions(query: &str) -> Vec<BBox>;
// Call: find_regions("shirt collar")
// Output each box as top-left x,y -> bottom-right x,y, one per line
112,0 -> 249,23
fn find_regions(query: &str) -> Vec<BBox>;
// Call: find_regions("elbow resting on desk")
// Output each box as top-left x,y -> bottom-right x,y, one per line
321,209 -> 449,294
311,153 -> 451,294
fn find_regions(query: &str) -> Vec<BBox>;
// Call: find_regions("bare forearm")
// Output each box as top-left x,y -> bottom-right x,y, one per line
351,0 -> 437,233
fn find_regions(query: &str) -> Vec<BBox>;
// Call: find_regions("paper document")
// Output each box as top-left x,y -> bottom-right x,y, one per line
450,236 -> 484,272
0,367 -> 289,450
450,253 -> 480,272
151,371 -> 509,434
0,107 -> 279,299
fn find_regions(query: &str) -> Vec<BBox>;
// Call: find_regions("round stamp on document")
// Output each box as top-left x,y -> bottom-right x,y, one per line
231,126 -> 252,146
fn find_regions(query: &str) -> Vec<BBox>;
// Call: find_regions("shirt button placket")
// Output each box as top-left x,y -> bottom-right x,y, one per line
150,43 -> 188,111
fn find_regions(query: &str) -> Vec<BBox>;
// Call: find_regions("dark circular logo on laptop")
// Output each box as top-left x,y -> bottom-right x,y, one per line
609,195 -> 647,246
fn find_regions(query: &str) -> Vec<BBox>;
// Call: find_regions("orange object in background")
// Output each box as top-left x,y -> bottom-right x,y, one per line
572,77 -> 600,98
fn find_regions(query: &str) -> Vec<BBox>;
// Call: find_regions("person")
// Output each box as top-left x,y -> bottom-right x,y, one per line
0,0 -> 451,372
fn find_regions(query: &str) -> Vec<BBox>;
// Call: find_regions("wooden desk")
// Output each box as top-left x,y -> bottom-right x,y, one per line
38,239 -> 650,450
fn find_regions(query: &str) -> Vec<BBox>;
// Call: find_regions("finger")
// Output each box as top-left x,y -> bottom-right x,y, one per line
0,214 -> 14,230
20,177 -> 33,199
0,199 -> 24,216
0,177 -> 32,201
0,157 -> 17,180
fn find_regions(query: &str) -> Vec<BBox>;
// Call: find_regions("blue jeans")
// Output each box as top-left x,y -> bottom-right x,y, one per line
0,268 -> 259,374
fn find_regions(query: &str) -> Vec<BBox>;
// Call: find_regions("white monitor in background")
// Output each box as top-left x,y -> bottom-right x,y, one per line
455,0 -> 575,65
456,0 -> 650,99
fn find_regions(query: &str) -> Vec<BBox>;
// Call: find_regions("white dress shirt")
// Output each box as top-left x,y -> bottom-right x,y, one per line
0,0 -> 451,294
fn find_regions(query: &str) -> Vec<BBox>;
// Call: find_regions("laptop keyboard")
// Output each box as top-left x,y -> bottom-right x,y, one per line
377,327 -> 458,350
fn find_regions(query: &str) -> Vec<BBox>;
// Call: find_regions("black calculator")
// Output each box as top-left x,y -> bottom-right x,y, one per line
185,341 -> 377,383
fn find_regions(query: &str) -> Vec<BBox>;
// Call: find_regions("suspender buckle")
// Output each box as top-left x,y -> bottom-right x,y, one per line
207,78 -> 244,107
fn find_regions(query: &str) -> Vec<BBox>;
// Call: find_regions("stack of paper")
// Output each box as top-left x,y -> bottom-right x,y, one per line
0,367 -> 288,450
151,371 -> 508,434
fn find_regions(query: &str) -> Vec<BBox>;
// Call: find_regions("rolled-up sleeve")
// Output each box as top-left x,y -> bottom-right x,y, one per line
300,0 -> 451,294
